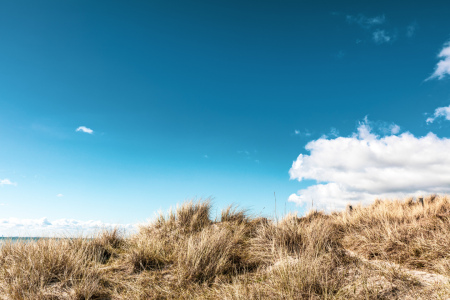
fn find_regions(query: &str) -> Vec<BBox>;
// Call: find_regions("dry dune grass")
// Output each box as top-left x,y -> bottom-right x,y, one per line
0,237 -> 113,299
1,197 -> 450,299
336,195 -> 450,275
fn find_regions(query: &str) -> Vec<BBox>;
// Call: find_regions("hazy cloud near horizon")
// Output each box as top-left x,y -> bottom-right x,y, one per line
0,217 -> 136,237
0,179 -> 16,186
289,120 -> 450,211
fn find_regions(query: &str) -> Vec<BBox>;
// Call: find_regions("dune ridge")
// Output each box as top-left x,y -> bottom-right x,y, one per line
1,196 -> 450,299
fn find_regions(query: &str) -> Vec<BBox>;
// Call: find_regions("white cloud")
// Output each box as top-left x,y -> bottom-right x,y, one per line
0,217 -> 137,237
427,42 -> 450,80
426,105 -> 450,123
372,30 -> 391,44
346,14 -> 386,28
289,119 -> 450,211
0,179 -> 16,186
56,194 -> 64,197
76,126 -> 94,134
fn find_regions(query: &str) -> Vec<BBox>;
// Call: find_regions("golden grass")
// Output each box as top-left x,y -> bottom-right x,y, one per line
1,196 -> 450,299
336,195 -> 450,275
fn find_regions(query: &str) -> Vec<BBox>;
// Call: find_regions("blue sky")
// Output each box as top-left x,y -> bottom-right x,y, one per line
1,0 -> 450,234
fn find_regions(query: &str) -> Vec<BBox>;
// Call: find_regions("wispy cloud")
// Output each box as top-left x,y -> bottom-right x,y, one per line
426,42 -> 450,81
56,194 -> 64,197
0,179 -> 16,186
346,14 -> 386,28
237,150 -> 260,163
364,119 -> 401,136
426,105 -> 450,123
76,126 -> 94,134
0,217 -> 136,237
335,50 -> 345,59
343,13 -> 406,45
372,30 -> 391,44
293,129 -> 312,137
329,127 -> 339,137
406,22 -> 417,38
319,127 -> 340,139
389,124 -> 401,134
289,118 -> 450,211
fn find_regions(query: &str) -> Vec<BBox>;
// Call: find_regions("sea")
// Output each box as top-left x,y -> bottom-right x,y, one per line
0,237 -> 71,246
0,237 -> 45,244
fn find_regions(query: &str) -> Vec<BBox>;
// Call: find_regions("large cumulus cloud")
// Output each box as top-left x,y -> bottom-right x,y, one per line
289,121 -> 450,211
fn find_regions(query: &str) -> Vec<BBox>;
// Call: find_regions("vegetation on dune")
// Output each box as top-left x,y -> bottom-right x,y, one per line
338,195 -> 450,275
1,196 -> 450,299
